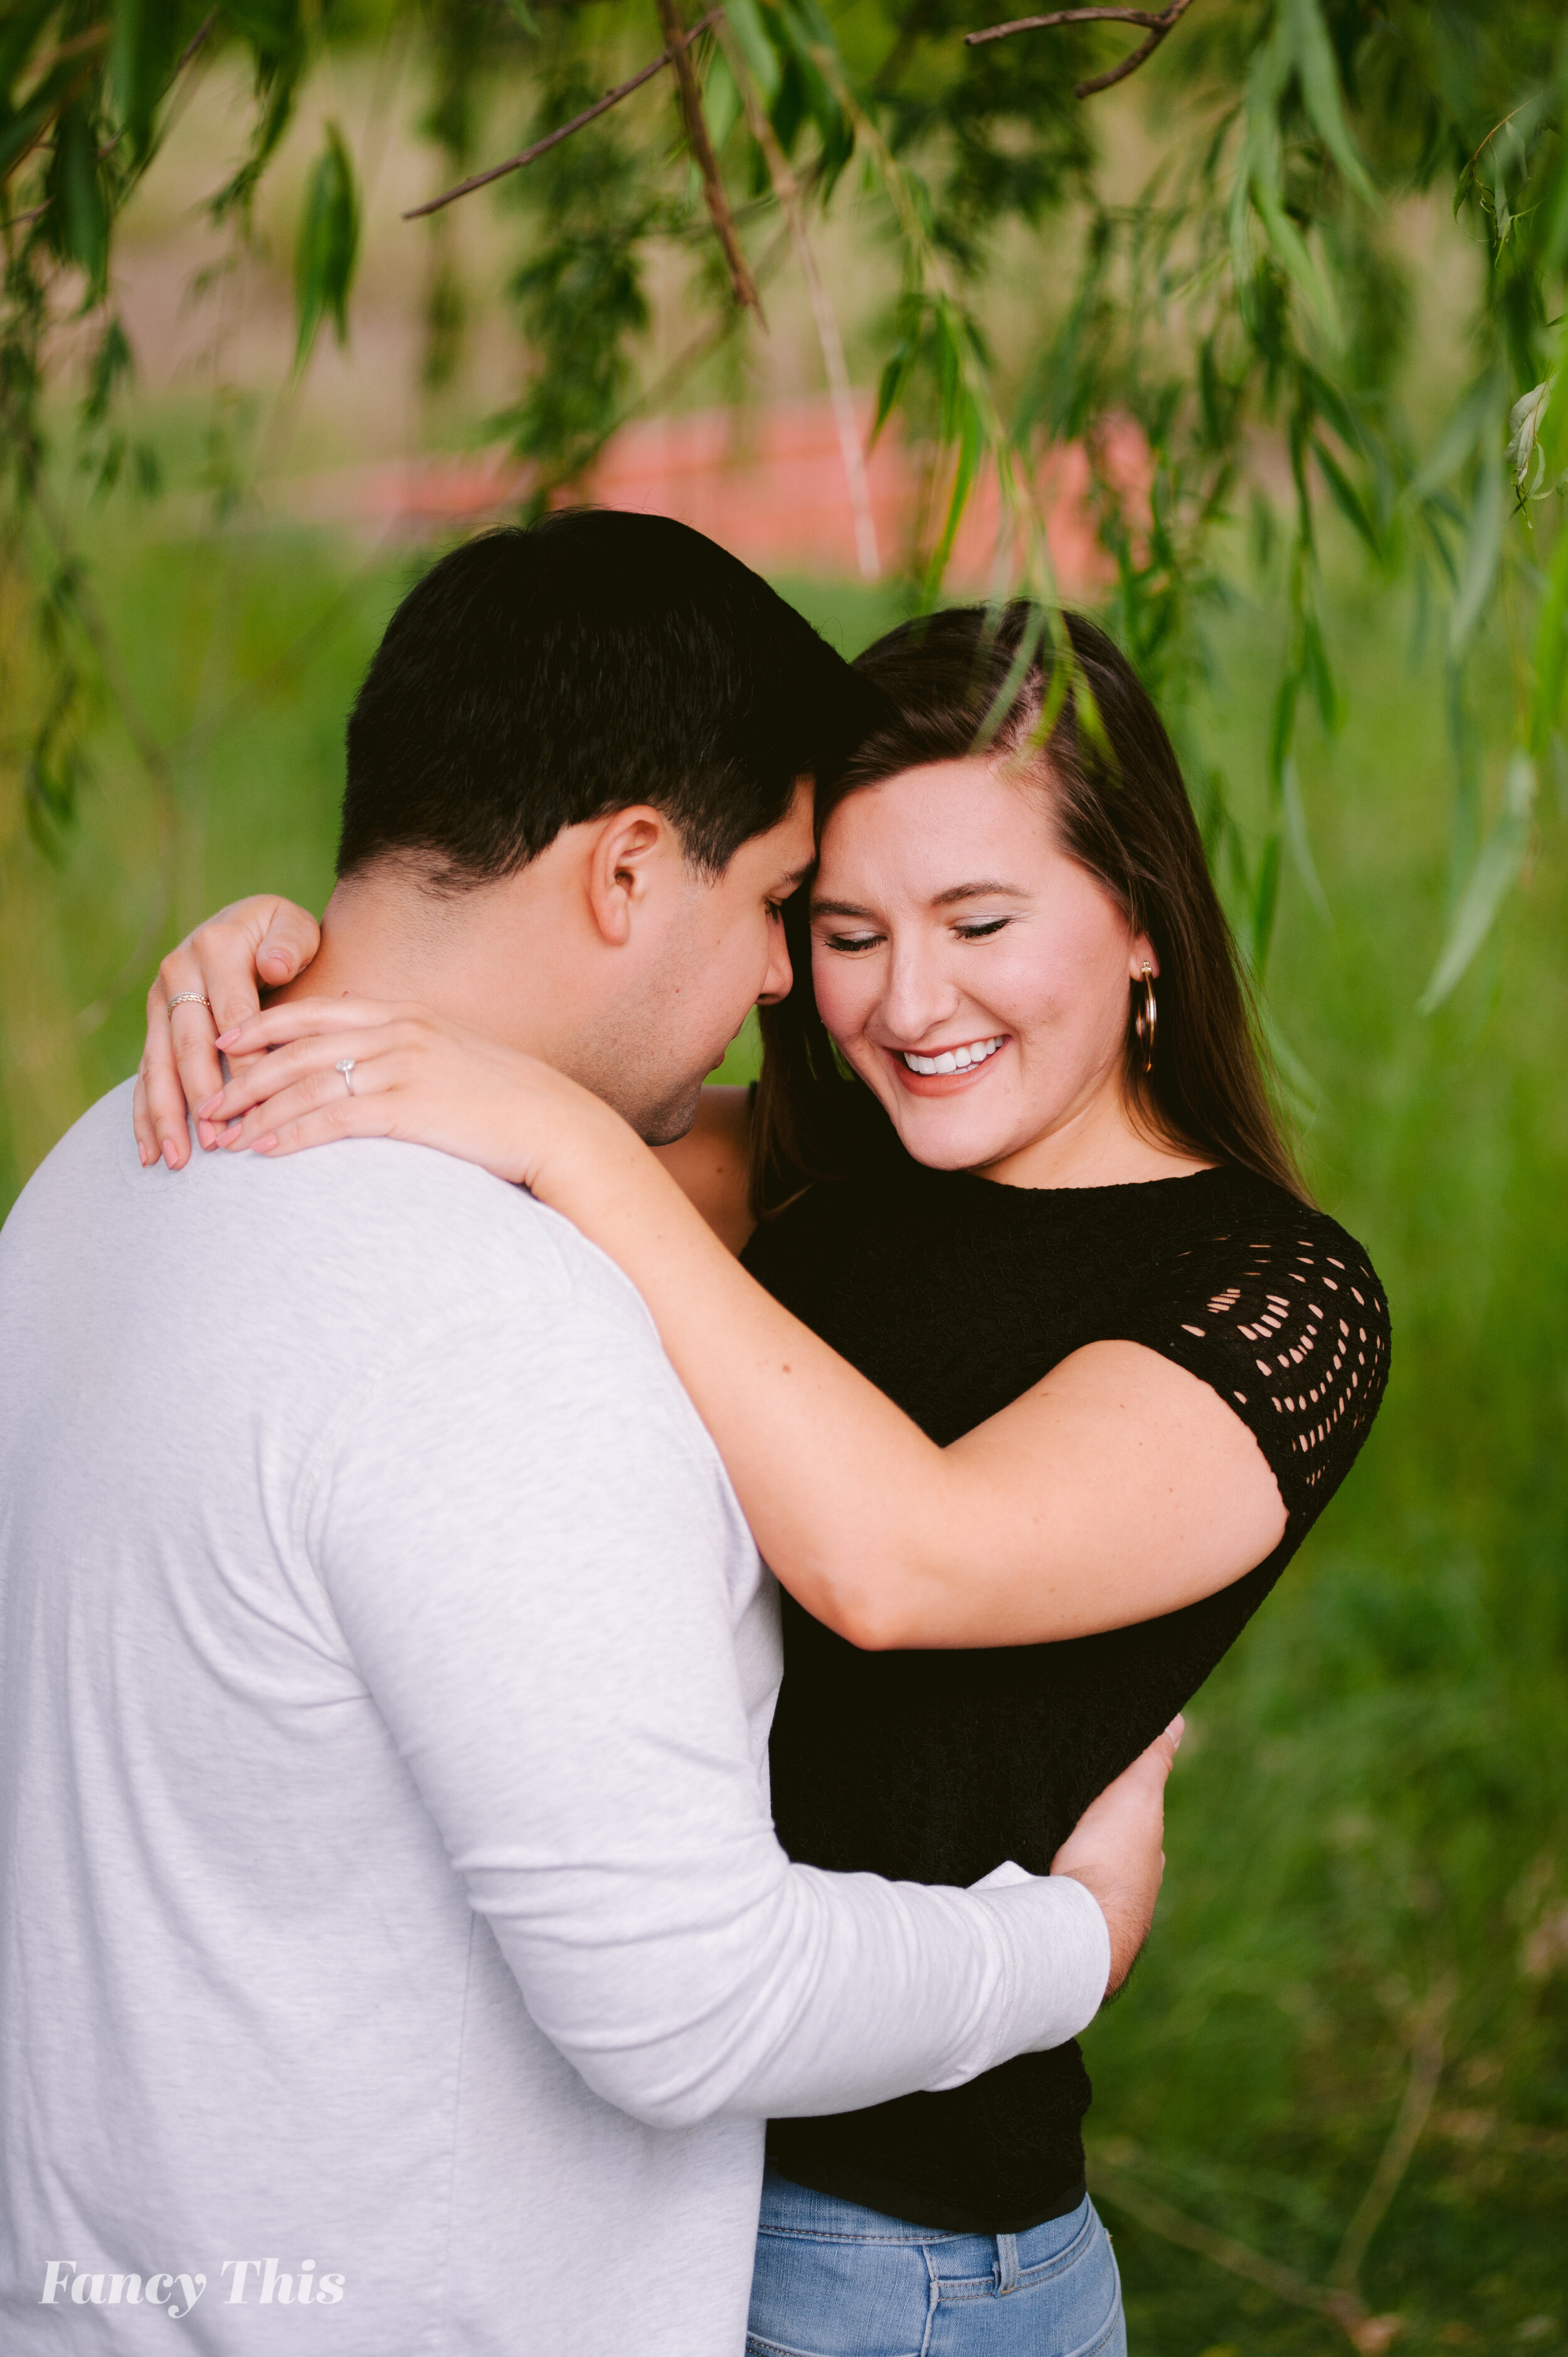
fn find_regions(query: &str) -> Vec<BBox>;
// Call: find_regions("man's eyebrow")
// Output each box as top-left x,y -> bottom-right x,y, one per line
810,897 -> 874,919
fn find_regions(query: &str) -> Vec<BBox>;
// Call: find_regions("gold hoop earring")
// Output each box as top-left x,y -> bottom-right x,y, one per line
1133,964 -> 1157,1075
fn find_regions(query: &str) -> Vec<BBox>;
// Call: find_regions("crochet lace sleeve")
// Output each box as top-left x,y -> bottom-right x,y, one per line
1120,1198 -> 1391,1531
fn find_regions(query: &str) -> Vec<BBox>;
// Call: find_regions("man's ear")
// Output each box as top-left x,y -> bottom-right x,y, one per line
583,806 -> 675,947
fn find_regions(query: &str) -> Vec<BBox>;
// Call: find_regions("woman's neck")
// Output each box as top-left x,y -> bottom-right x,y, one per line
971,1084 -> 1212,1193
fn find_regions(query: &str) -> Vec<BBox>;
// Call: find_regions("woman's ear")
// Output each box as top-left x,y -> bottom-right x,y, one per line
584,806 -> 671,947
1130,933 -> 1160,981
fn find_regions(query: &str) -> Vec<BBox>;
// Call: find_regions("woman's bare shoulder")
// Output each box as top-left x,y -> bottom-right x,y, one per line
652,1085 -> 756,1255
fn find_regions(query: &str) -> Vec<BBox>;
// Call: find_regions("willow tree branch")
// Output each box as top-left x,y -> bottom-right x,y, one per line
0,380 -> 183,1024
0,59 -> 103,189
965,0 -> 1196,98
1328,1975 -> 1455,2294
4,14 -> 216,231
172,9 -> 220,78
1086,2159 -> 1366,2334
523,216 -> 792,508
403,8 -> 723,221
655,0 -> 761,315
18,21 -> 111,88
717,18 -> 878,576
1087,1982 -> 1456,2353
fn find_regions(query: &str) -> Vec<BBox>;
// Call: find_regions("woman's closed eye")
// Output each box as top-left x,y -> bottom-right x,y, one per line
820,929 -> 886,954
952,916 -> 1012,940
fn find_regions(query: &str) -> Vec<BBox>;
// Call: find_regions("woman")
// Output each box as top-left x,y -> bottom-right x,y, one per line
139,604 -> 1389,2356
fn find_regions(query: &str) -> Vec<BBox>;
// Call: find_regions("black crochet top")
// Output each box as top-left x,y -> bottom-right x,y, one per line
742,1156 -> 1389,2233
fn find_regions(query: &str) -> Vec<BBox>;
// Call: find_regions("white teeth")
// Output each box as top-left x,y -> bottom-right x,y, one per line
901,1036 -> 1004,1077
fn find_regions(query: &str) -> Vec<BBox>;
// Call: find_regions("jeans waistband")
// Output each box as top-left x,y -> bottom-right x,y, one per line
758,2164 -> 1094,2283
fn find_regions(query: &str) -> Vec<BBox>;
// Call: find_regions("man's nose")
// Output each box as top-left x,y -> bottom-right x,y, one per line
756,927 -> 794,1007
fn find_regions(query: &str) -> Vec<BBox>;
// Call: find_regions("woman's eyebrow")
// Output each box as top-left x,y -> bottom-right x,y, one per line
932,880 -> 1025,905
812,880 -> 1027,918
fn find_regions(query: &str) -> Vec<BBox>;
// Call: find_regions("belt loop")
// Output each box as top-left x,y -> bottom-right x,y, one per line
995,2232 -> 1020,2294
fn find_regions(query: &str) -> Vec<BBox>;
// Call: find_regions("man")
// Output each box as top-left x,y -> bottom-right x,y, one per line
0,513 -> 1170,2354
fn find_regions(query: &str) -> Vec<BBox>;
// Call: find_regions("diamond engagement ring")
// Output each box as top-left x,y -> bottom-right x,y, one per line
336,1058 -> 356,1096
166,992 -> 213,1019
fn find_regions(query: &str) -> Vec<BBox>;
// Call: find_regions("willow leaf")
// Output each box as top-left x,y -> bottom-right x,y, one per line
1419,752 -> 1537,1011
293,120 -> 359,378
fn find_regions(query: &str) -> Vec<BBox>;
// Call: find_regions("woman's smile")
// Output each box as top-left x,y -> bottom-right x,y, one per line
886,1034 -> 1010,1091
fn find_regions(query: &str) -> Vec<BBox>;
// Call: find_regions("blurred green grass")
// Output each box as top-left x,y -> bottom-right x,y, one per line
1,518 -> 1564,2355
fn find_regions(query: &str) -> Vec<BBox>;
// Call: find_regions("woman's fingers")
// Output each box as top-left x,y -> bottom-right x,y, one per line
215,996 -> 423,1060
206,1026 -> 408,1125
151,920 -> 261,1149
133,976 -> 188,1169
221,1062 -> 399,1156
131,898 -> 326,1171
253,900 -> 322,992
134,982 -> 192,1168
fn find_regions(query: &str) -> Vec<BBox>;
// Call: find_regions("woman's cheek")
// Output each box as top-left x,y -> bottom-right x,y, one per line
810,950 -> 869,1056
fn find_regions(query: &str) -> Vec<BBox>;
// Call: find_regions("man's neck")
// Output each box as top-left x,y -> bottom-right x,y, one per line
273,870 -> 556,1063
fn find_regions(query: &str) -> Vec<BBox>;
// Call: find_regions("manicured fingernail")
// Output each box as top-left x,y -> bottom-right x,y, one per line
197,1093 -> 223,1117
215,1030 -> 238,1049
137,1142 -> 149,1167
253,1134 -> 278,1154
161,1139 -> 178,1168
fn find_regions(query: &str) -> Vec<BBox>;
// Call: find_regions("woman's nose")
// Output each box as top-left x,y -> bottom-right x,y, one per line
879,938 -> 960,1041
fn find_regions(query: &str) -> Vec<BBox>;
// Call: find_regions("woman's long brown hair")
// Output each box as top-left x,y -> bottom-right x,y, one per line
753,602 -> 1310,1213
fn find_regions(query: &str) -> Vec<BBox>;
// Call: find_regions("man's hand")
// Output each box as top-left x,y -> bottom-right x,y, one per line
132,896 -> 320,1169
1051,1718 -> 1182,1994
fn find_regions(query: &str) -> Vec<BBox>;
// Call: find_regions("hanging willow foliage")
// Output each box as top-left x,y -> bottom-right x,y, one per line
2,0 -> 1566,1006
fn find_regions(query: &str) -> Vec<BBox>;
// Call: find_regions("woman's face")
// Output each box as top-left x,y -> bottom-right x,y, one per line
810,758 -> 1154,1178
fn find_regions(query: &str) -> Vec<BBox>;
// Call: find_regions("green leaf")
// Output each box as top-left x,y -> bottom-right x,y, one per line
724,0 -> 782,109
110,0 -> 185,166
1448,449 -> 1505,656
1528,511 -> 1568,755
221,0 -> 302,63
0,85 -> 60,181
1505,377 -> 1554,502
1249,830 -> 1282,980
1268,669 -> 1298,791
294,120 -> 359,377
47,98 -> 110,297
1300,607 -> 1337,735
1419,751 -> 1536,1012
1255,183 -> 1342,346
1313,434 -> 1380,556
0,0 -> 62,99
1280,0 -> 1377,207
1406,371 -> 1505,504
1281,755 -> 1332,924
923,396 -> 982,605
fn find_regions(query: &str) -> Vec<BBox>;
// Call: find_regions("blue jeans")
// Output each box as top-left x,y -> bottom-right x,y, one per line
747,2166 -> 1126,2357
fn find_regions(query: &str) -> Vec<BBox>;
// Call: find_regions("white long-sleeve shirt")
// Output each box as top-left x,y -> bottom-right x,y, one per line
0,1084 -> 1109,2354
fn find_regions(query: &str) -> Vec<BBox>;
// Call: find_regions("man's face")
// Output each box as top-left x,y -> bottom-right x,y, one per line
586,781 -> 817,1145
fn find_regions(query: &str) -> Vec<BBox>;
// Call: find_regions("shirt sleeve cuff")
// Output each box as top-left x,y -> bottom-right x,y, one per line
921,1866 -> 1111,2090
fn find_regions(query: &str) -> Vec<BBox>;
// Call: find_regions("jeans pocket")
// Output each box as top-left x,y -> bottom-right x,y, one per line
1000,2208 -> 1125,2357
747,2227 -> 931,2357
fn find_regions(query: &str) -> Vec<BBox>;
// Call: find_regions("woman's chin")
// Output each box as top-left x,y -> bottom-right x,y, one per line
885,1097 -> 1024,1175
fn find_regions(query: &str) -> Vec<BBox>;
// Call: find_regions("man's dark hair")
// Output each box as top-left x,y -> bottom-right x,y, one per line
339,510 -> 876,886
